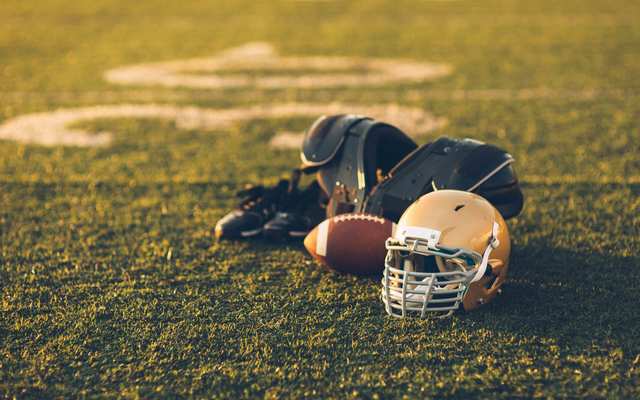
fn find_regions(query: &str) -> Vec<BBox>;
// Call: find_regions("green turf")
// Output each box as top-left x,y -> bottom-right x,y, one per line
1,0 -> 640,398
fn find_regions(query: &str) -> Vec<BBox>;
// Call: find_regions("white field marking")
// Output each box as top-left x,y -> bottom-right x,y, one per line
268,104 -> 447,149
0,103 -> 446,147
268,131 -> 305,149
104,42 -> 452,90
1,87 -> 633,103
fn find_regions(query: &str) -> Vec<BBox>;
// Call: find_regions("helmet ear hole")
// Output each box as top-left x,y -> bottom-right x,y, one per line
482,259 -> 506,289
484,273 -> 499,289
488,259 -> 505,275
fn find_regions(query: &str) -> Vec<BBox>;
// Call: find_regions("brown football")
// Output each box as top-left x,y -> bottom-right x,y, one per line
304,213 -> 396,276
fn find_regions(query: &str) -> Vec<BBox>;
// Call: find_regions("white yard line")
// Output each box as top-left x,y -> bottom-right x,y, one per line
0,103 -> 446,147
1,41 -> 635,153
1,87 -> 633,103
104,42 -> 452,90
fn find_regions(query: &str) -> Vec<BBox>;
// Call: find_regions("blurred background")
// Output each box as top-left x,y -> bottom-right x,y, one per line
1,1 -> 639,398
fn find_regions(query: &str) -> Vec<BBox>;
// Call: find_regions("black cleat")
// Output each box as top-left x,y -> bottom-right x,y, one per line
214,180 -> 289,240
262,180 -> 325,241
262,212 -> 314,240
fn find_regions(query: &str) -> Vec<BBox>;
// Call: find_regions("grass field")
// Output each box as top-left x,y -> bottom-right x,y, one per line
1,0 -> 640,398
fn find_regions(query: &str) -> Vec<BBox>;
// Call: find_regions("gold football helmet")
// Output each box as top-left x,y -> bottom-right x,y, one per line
381,190 -> 511,318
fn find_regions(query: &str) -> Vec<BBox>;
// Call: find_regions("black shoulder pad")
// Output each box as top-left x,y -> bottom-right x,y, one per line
300,114 -> 369,169
438,140 -> 515,191
364,137 -> 524,221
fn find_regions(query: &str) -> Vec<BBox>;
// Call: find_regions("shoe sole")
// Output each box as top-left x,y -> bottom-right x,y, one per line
288,231 -> 309,237
263,228 -> 308,240
240,228 -> 263,237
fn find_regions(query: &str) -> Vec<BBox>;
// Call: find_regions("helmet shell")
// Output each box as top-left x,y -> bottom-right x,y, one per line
395,190 -> 511,311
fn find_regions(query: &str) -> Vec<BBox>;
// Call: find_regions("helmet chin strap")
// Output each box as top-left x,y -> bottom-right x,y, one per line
470,222 -> 500,283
